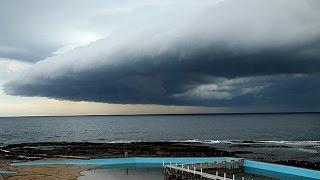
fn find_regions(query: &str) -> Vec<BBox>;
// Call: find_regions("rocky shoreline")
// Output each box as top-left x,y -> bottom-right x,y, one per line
0,142 -> 233,160
1,141 -> 320,170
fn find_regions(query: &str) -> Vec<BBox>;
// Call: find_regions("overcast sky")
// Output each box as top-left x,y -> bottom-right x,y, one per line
1,0 -> 320,116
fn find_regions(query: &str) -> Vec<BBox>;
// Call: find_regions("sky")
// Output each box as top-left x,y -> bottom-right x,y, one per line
0,0 -> 320,116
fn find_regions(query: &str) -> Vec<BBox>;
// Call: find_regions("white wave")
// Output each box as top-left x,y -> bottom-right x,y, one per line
108,140 -> 142,143
177,139 -> 201,143
257,140 -> 320,146
169,139 -> 320,147
170,139 -> 233,144
294,147 -> 318,153
93,139 -> 320,148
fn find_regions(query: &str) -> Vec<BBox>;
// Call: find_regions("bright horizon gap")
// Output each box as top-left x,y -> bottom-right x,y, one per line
1,111 -> 320,118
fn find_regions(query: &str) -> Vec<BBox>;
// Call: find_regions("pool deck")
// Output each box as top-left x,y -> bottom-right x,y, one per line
164,164 -> 234,180
163,159 -> 244,180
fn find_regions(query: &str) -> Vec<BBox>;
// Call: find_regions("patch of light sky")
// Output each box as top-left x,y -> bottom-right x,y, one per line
53,31 -> 105,55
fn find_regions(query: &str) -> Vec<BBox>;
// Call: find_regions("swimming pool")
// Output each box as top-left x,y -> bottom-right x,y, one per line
11,157 -> 320,179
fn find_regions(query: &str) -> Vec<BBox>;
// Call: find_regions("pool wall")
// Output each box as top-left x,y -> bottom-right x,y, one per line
0,169 -> 15,174
11,157 -> 231,167
243,160 -> 320,179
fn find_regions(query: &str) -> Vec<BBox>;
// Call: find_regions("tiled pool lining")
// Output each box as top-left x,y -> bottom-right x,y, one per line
10,157 -> 320,179
244,160 -> 320,179
0,169 -> 15,174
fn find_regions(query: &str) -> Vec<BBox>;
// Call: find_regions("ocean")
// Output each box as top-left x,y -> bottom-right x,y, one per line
1,113 -> 320,179
0,113 -> 319,146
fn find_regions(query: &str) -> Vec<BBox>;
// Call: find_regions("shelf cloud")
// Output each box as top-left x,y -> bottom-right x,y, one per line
4,0 -> 320,108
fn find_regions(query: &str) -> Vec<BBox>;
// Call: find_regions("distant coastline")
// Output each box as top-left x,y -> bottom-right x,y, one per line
1,111 -> 320,118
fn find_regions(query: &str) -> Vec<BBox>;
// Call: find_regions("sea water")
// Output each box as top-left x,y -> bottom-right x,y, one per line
1,113 -> 319,145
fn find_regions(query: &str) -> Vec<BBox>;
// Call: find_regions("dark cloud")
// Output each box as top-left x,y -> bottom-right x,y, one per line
4,0 -> 320,109
0,0 -> 201,62
173,75 -> 320,107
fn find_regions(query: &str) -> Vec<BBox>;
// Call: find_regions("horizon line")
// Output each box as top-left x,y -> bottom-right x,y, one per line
1,111 -> 320,118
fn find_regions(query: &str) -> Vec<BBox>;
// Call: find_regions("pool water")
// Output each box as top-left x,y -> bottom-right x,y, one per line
79,167 -> 318,180
79,167 -> 273,180
79,168 -> 163,180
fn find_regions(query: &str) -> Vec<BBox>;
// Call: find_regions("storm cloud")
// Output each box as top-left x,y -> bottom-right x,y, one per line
4,0 -> 320,108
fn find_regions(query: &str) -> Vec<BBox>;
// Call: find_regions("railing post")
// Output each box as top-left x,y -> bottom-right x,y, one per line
233,175 -> 235,180
200,168 -> 202,174
193,167 -> 196,175
224,173 -> 226,180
